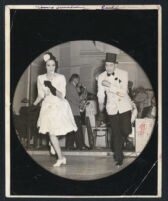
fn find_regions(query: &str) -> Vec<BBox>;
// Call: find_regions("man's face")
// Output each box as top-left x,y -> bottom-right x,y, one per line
105,62 -> 116,74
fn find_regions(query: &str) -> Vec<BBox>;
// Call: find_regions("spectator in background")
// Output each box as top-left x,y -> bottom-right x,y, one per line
66,74 -> 89,150
76,81 -> 88,125
141,96 -> 156,118
128,81 -> 134,100
134,87 -> 148,118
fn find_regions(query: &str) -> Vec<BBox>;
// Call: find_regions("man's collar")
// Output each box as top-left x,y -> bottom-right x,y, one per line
107,71 -> 115,76
106,67 -> 116,76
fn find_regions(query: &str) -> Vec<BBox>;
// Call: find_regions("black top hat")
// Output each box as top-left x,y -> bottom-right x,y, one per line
105,53 -> 118,63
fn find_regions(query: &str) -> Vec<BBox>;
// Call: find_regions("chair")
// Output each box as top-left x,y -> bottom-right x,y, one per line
92,126 -> 109,148
85,100 -> 110,148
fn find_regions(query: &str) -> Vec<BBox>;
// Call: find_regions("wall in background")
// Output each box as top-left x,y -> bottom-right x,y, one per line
13,41 -> 152,113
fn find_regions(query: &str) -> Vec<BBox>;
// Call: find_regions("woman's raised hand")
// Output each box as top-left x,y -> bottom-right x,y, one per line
44,81 -> 57,96
44,80 -> 52,88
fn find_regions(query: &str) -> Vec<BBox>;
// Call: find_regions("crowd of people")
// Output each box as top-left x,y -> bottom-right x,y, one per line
17,51 -> 155,168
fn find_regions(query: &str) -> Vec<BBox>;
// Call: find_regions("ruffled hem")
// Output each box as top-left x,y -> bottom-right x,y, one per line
37,96 -> 78,136
38,126 -> 77,136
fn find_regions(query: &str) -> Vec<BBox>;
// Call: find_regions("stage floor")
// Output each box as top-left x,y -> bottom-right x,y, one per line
30,153 -> 135,180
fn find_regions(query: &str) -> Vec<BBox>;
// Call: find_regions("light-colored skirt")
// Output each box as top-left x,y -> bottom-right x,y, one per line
37,96 -> 77,136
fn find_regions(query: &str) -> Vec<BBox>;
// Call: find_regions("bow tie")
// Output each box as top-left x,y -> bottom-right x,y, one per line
106,72 -> 122,83
107,72 -> 115,76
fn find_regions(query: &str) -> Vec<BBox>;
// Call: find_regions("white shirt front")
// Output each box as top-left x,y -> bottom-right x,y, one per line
97,69 -> 132,115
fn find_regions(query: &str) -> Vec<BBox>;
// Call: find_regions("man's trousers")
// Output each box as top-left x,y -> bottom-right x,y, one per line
66,115 -> 85,149
108,110 -> 132,163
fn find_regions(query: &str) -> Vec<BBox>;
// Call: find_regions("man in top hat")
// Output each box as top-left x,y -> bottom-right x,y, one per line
97,53 -> 132,167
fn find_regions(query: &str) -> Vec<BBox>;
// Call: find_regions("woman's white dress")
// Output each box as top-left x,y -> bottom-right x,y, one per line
37,73 -> 77,136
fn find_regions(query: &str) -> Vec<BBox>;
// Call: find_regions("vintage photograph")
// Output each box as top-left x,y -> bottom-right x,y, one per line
5,4 -> 162,197
13,40 -> 156,180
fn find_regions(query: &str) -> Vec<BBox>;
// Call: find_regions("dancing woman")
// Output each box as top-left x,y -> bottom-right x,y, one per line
33,52 -> 77,167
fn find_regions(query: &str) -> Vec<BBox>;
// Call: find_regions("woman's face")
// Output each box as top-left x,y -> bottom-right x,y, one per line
46,59 -> 56,73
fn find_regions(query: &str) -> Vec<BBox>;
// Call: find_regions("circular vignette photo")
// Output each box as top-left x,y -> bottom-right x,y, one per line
12,40 -> 156,180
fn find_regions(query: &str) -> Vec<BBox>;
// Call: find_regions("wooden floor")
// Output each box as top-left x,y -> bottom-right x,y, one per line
30,152 -> 135,180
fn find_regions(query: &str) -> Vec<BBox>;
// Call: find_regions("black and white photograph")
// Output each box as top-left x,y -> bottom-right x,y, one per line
13,40 -> 157,180
4,4 -> 164,198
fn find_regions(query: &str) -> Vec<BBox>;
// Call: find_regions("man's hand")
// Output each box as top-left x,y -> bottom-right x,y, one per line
102,80 -> 111,87
99,103 -> 104,112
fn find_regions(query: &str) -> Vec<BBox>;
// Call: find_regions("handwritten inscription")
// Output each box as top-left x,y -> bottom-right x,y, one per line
101,5 -> 119,10
35,5 -> 119,10
35,5 -> 86,10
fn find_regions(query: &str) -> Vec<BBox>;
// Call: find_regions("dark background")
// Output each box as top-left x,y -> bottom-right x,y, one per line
10,9 -> 158,195
0,0 -> 168,199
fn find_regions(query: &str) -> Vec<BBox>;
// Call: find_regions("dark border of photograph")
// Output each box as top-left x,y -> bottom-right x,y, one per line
3,2 -> 166,199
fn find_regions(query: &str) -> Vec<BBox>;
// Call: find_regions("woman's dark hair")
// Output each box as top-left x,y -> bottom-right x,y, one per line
69,74 -> 80,82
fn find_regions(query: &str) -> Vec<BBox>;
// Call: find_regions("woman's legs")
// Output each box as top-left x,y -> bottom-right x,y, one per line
49,134 -> 63,159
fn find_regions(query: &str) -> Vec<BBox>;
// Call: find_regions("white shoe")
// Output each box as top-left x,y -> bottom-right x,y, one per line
53,157 -> 66,167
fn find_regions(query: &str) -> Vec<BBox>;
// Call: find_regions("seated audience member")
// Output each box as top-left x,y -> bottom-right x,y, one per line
141,96 -> 156,118
134,87 -> 148,118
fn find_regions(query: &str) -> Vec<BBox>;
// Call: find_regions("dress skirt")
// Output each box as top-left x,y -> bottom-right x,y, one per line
37,95 -> 77,136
